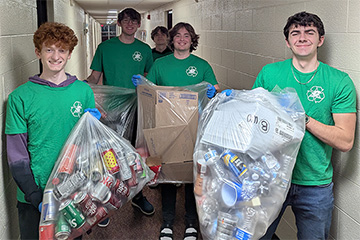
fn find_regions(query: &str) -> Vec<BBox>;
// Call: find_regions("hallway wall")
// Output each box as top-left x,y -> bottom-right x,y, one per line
0,0 -> 100,239
140,0 -> 360,239
51,0 -> 101,79
0,0 -> 359,239
0,0 -> 38,239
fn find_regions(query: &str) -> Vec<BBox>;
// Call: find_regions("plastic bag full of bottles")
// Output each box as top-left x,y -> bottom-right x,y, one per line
193,87 -> 305,240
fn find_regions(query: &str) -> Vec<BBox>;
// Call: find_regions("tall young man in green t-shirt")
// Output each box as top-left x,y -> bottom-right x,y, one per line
87,8 -> 154,218
5,22 -> 99,239
87,8 -> 153,88
253,12 -> 356,240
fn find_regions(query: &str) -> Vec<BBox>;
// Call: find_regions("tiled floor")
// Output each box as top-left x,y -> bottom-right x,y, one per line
83,185 -> 202,240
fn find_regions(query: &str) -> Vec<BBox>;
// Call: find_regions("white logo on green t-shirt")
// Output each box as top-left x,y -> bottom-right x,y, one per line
132,51 -> 143,62
186,66 -> 198,77
71,101 -> 83,118
307,86 -> 325,103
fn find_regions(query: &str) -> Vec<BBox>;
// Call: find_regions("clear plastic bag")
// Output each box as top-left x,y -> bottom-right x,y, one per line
135,76 -> 210,184
39,112 -> 154,240
193,87 -> 305,240
90,84 -> 137,142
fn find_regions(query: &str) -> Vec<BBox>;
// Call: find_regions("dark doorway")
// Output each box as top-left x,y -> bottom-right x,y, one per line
36,0 -> 48,73
167,10 -> 172,29
36,0 -> 47,27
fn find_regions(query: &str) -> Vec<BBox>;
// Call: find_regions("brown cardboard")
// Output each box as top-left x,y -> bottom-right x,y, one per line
160,161 -> 194,182
137,85 -> 199,182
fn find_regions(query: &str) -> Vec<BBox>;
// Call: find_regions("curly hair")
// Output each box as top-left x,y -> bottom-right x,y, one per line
169,22 -> 199,52
283,11 -> 325,40
33,22 -> 78,52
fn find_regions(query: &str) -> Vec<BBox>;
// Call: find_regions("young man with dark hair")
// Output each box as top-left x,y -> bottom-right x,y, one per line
253,11 -> 356,240
87,7 -> 155,219
5,22 -> 99,239
135,22 -> 219,240
87,7 -> 153,87
146,22 -> 219,91
151,26 -> 172,61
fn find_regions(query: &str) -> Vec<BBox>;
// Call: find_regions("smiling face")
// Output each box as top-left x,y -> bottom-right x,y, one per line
118,14 -> 140,37
35,42 -> 71,75
286,24 -> 324,60
173,27 -> 192,53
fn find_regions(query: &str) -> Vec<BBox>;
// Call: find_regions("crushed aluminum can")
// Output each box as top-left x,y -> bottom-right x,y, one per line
91,174 -> 115,202
74,191 -> 97,217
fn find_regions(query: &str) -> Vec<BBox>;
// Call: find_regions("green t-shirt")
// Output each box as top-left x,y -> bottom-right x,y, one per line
5,79 -> 95,202
90,37 -> 153,89
253,59 -> 356,185
146,54 -> 218,86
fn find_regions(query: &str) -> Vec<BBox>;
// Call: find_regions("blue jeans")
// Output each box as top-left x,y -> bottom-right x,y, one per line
260,183 -> 334,240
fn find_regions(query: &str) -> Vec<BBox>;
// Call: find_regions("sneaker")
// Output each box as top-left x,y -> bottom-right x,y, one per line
97,217 -> 110,227
159,223 -> 173,240
131,196 -> 155,215
149,183 -> 159,189
184,223 -> 197,240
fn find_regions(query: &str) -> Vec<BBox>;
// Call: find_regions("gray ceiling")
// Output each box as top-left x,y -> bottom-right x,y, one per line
75,0 -> 177,24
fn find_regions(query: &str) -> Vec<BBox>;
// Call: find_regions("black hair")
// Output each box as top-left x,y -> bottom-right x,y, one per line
283,11 -> 325,40
118,8 -> 141,24
151,26 -> 169,40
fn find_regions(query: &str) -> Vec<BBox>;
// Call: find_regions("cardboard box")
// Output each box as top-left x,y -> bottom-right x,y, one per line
137,85 -> 198,182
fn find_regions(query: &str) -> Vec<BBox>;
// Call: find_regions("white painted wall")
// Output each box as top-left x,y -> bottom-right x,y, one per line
1,0 -> 359,239
141,0 -> 360,239
51,0 -> 100,79
0,0 -> 101,238
0,0 -> 38,238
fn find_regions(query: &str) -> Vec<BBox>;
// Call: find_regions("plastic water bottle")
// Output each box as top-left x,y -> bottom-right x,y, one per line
204,149 -> 228,179
199,197 -> 219,236
234,207 -> 257,240
206,177 -> 222,198
280,154 -> 293,178
247,164 -> 270,197
215,212 -> 238,240
240,178 -> 259,201
260,153 -> 280,172
274,154 -> 294,189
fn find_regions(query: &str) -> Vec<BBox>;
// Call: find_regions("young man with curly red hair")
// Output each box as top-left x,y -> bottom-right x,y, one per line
5,22 -> 99,239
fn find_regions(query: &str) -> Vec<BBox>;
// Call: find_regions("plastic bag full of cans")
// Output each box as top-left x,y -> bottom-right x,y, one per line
39,112 -> 154,240
193,87 -> 306,240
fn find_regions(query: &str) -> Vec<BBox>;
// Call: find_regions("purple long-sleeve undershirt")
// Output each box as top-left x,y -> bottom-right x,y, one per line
6,133 -> 42,208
